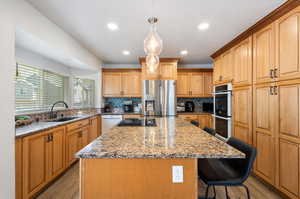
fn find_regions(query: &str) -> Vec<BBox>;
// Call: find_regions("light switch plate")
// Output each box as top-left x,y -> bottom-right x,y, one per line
172,165 -> 184,183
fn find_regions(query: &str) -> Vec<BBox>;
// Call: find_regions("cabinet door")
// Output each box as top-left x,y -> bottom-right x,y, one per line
221,50 -> 233,81
233,86 -> 252,144
23,133 -> 47,198
279,139 -> 300,198
253,83 -> 276,184
233,37 -> 252,86
160,62 -> 177,80
213,57 -> 222,83
176,72 -> 190,97
102,72 -> 122,97
49,127 -> 65,179
66,130 -> 80,166
16,138 -> 22,199
276,8 -> 300,81
253,24 -> 275,84
89,116 -> 100,142
190,72 -> 204,97
198,115 -> 210,129
204,72 -> 213,96
122,71 -> 141,97
80,126 -> 89,149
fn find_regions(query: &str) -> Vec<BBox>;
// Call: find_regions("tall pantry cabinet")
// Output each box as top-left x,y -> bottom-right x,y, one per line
213,4 -> 300,199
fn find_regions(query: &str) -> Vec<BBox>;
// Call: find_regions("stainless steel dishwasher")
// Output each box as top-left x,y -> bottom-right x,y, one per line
101,115 -> 123,134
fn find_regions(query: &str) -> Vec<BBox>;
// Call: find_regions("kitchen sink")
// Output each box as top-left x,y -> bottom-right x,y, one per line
49,117 -> 79,122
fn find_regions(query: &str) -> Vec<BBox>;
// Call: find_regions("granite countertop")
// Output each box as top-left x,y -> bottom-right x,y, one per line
76,117 -> 244,159
15,113 -> 101,138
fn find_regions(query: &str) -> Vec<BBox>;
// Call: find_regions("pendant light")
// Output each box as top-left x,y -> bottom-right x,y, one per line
144,0 -> 163,74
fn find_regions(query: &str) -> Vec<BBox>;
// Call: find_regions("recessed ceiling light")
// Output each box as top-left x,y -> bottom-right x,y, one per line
198,22 -> 210,31
122,50 -> 130,55
107,22 -> 119,31
180,50 -> 188,55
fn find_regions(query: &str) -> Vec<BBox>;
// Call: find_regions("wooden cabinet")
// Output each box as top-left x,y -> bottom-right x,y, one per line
253,23 -> 275,84
233,86 -> 252,144
102,70 -> 141,97
276,7 -> 300,82
253,83 -> 277,185
141,58 -> 179,80
102,72 -> 122,97
122,71 -> 141,97
89,116 -> 101,142
233,37 -> 252,86
221,49 -> 234,82
177,72 -> 190,97
160,62 -> 177,80
178,114 -> 212,129
16,138 -> 22,199
213,57 -> 222,83
22,126 -> 65,199
177,70 -> 213,97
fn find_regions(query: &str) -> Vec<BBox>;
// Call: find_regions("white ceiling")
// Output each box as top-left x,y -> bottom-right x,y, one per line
26,0 -> 286,64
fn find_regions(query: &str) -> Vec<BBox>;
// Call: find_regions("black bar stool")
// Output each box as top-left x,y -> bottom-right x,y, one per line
198,137 -> 257,199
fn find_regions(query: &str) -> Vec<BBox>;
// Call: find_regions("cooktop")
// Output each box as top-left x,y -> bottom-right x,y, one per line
117,118 -> 157,127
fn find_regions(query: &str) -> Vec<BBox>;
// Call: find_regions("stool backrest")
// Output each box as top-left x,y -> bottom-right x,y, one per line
203,127 -> 216,136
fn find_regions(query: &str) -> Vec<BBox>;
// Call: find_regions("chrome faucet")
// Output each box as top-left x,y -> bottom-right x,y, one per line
50,101 -> 69,119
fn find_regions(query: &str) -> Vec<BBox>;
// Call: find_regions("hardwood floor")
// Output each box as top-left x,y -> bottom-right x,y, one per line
37,162 -> 284,199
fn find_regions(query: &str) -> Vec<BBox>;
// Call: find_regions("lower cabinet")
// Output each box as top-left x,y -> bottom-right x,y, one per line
178,114 -> 213,129
89,116 -> 101,142
253,83 -> 277,185
22,126 -> 65,199
17,115 -> 101,199
233,86 -> 252,145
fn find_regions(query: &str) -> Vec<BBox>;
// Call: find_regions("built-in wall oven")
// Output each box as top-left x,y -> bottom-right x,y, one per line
213,84 -> 232,140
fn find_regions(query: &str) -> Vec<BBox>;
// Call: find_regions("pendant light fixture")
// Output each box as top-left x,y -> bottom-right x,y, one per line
144,0 -> 163,74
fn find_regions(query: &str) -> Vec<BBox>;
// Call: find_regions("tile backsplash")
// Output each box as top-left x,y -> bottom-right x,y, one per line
177,98 -> 213,112
104,97 -> 142,108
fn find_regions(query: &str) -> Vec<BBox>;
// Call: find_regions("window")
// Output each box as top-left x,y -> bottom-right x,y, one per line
15,63 -> 65,113
73,78 -> 95,108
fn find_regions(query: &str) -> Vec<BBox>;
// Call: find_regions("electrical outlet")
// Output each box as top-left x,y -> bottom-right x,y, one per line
172,165 -> 183,183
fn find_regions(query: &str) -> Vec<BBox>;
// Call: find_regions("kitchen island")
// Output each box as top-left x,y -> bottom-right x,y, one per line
76,117 -> 244,199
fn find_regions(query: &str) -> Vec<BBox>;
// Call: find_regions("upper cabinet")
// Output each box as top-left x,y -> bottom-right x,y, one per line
102,69 -> 141,97
177,70 -> 213,97
233,36 -> 252,86
141,58 -> 179,80
276,7 -> 300,82
253,24 -> 275,84
213,49 -> 234,85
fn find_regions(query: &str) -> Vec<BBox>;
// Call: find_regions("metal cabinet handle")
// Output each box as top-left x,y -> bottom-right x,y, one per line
274,86 -> 278,95
270,69 -> 274,78
274,68 -> 278,78
270,86 -> 274,95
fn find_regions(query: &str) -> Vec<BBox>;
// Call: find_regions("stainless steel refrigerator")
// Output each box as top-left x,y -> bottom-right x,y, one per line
142,80 -> 176,116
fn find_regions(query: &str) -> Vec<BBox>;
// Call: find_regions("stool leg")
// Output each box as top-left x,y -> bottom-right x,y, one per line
213,185 -> 216,199
205,185 -> 210,199
225,186 -> 230,199
242,184 -> 251,199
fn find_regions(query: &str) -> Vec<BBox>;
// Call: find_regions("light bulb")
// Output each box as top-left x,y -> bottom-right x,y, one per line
146,54 -> 159,73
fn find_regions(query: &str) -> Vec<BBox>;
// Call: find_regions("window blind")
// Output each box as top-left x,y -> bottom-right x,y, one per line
15,63 -> 65,113
73,78 -> 95,108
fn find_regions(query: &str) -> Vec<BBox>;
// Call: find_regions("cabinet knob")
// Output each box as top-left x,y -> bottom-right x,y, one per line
274,68 -> 278,78
270,69 -> 274,78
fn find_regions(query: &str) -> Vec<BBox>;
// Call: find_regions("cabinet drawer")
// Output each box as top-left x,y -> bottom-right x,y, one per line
178,115 -> 198,121
66,119 -> 89,131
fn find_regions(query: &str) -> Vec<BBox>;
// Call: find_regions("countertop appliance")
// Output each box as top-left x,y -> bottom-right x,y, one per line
185,101 -> 195,112
123,101 -> 133,113
101,115 -> 122,134
143,80 -> 176,116
213,84 -> 232,140
117,118 -> 157,127
104,102 -> 112,113
202,102 -> 213,113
